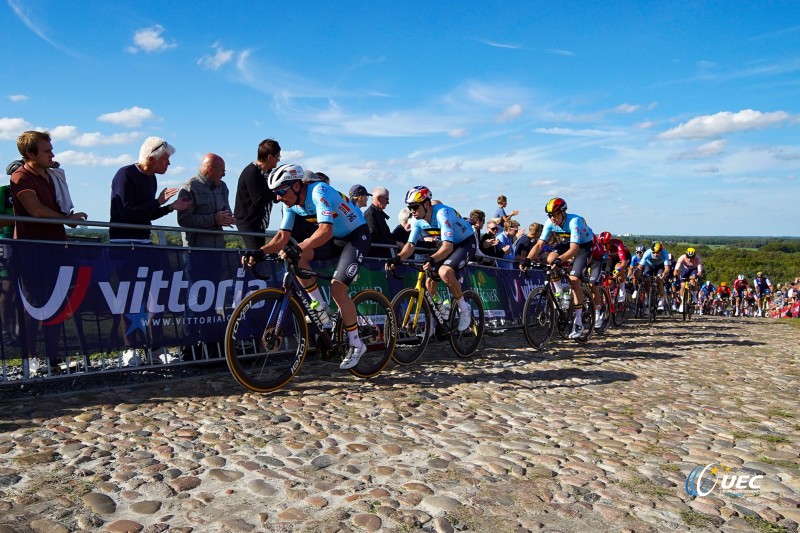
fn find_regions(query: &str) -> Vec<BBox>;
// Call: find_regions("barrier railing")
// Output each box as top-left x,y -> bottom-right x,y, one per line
0,216 -> 544,384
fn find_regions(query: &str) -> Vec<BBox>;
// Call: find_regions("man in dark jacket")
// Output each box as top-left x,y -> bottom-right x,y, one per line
234,139 -> 280,250
364,186 -> 393,257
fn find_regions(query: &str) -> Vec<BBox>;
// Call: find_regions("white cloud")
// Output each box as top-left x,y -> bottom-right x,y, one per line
97,107 -> 156,127
497,104 -> 523,123
614,103 -> 640,114
668,139 -> 727,160
534,127 -> 622,137
50,125 -> 79,141
282,150 -> 305,160
9,95 -> 28,102
637,121 -> 655,129
481,40 -> 522,50
694,165 -> 720,173
71,132 -> 141,147
722,176 -> 781,184
659,109 -> 791,139
56,151 -> 133,167
547,49 -> 575,57
0,117 -> 32,140
487,164 -> 521,173
198,42 -> 234,70
449,128 -> 469,139
127,25 -> 177,53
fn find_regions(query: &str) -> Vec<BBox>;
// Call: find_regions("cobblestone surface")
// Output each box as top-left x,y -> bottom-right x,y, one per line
0,317 -> 798,532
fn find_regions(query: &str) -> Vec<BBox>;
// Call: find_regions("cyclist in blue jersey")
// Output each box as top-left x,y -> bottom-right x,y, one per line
520,197 -> 594,339
636,242 -> 670,315
386,186 -> 477,331
753,272 -> 773,317
257,164 -> 371,370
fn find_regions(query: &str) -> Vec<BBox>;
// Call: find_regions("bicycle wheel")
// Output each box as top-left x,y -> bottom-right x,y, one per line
448,290 -> 485,358
522,287 -> 554,349
682,286 -> 691,321
225,289 -> 308,393
648,283 -> 658,323
391,288 -> 432,366
611,286 -> 629,327
594,288 -> 611,335
336,289 -> 396,378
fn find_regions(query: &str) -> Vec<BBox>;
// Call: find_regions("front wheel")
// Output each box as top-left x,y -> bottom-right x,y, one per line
448,290 -> 484,358
336,290 -> 396,378
594,288 -> 611,335
391,288 -> 432,366
224,288 -> 308,393
611,285 -> 629,327
682,286 -> 691,321
522,287 -> 554,350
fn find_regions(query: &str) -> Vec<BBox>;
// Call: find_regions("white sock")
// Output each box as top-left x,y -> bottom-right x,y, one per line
456,296 -> 470,313
347,328 -> 361,346
574,308 -> 583,326
306,287 -> 324,304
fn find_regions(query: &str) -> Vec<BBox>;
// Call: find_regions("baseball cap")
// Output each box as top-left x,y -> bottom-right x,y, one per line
349,184 -> 371,198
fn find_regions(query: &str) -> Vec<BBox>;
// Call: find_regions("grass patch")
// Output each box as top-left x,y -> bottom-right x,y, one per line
619,477 -> 672,496
659,463 -> 680,472
767,408 -> 795,419
680,510 -> 715,527
732,431 -> 791,443
757,456 -> 800,469
745,515 -> 788,533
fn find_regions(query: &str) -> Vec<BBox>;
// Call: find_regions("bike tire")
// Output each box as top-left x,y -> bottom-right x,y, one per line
522,287 -> 554,350
611,286 -> 629,327
594,288 -> 611,335
336,290 -> 396,378
648,283 -> 658,323
448,290 -> 485,358
390,288 -> 432,366
224,288 -> 309,393
575,287 -> 595,343
682,286 -> 691,321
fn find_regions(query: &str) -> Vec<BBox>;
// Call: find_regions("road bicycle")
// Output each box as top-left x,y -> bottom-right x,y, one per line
594,272 -> 630,332
521,262 -> 594,350
224,252 -> 397,393
389,262 -> 485,365
678,275 -> 698,322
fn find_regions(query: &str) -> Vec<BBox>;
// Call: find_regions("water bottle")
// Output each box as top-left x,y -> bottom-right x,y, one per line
310,300 -> 331,328
560,289 -> 572,310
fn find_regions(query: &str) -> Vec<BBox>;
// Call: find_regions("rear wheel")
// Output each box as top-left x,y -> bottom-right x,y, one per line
225,289 -> 308,393
337,290 -> 396,378
611,285 -> 629,327
594,288 -> 611,334
390,288 -> 432,366
449,290 -> 484,358
575,287 -> 595,343
522,287 -> 554,350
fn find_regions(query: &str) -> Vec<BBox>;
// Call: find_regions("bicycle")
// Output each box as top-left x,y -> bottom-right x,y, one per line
521,262 -> 594,350
678,275 -> 699,322
224,253 -> 397,393
389,262 -> 485,365
595,272 -> 630,332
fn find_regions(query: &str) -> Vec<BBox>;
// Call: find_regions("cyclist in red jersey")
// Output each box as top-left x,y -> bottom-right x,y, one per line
732,274 -> 749,317
597,232 -> 631,285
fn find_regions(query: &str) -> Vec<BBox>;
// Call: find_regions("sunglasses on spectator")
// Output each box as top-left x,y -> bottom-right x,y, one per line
150,141 -> 167,156
487,226 -> 498,232
378,195 -> 389,202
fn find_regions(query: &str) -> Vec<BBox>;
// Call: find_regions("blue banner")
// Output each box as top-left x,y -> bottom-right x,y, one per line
0,241 -> 544,361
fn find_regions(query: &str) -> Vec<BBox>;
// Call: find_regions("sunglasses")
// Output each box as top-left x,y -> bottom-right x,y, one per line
408,203 -> 422,212
274,183 -> 297,197
487,226 -> 498,232
149,141 -> 167,156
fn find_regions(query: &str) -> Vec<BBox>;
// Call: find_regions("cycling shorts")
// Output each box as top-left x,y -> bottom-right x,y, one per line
313,224 -> 371,285
642,263 -> 666,278
553,241 -> 593,279
680,266 -> 699,281
587,257 -> 604,284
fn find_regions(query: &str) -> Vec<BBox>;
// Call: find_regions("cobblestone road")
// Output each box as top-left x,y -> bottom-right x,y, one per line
0,317 -> 798,532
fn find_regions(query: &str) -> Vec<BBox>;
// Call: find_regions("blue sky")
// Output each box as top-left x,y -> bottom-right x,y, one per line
2,0 -> 799,237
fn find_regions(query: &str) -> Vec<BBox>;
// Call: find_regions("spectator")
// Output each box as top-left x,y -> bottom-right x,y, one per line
497,219 -> 520,269
493,195 -> 519,226
10,131 -> 88,375
109,136 -> 191,242
364,186 -> 393,257
514,222 -> 543,261
349,184 -> 371,209
480,219 -> 504,262
469,209 -> 491,260
177,154 -> 235,248
234,138 -> 280,250
1,163 -> 18,346
391,207 -> 412,246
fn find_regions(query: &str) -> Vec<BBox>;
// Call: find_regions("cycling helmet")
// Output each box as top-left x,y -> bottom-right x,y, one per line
267,164 -> 304,190
405,185 -> 432,205
686,247 -> 696,258
598,231 -> 612,245
737,274 -> 745,281
705,281 -> 712,288
635,245 -> 645,253
545,197 -> 567,214
756,271 -> 763,278
651,242 -> 663,254
721,281 -> 728,287
668,253 -> 674,261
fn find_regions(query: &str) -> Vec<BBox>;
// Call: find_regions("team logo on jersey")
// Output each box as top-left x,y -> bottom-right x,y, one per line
321,210 -> 333,218
346,263 -> 359,278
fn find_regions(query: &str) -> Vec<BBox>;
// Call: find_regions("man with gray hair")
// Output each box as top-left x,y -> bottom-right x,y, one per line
109,136 -> 191,242
364,186 -> 393,257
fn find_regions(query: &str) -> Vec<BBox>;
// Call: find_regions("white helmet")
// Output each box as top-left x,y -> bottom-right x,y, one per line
737,274 -> 745,281
267,164 -> 304,190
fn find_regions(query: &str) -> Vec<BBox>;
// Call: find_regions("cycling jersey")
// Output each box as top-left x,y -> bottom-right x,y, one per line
754,277 -> 772,293
408,204 -> 473,245
606,239 -> 631,263
674,254 -> 703,273
700,284 -> 716,296
640,249 -> 669,267
590,236 -> 606,260
717,287 -> 732,298
733,279 -> 748,292
539,213 -> 594,245
630,253 -> 644,268
280,182 -> 366,238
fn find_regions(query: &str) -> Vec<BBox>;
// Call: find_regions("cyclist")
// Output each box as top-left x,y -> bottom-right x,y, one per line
637,242 -> 670,316
521,197 -> 595,339
699,280 -> 716,315
597,231 -> 631,287
753,272 -> 773,317
673,247 -> 704,312
629,245 -> 646,301
257,164 -> 372,370
717,281 -> 733,316
733,274 -> 749,317
387,186 -> 476,331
